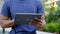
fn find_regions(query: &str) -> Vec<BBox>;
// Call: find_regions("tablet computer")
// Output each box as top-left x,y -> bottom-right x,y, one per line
14,13 -> 42,26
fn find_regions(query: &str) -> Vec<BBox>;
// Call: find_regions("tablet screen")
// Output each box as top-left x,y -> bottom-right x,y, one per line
14,13 -> 42,26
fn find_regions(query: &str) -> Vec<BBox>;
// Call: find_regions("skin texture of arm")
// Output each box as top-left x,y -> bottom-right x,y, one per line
0,15 -> 14,28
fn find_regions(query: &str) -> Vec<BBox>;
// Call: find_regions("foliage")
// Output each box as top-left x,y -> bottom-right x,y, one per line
43,9 -> 60,33
45,11 -> 56,23
45,9 -> 60,23
39,0 -> 60,33
42,23 -> 60,33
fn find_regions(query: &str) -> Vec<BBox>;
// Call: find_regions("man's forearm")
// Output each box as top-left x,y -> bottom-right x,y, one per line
1,20 -> 14,28
0,15 -> 14,28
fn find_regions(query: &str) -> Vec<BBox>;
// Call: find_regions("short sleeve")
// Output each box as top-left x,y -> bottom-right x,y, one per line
36,0 -> 44,15
1,0 -> 11,17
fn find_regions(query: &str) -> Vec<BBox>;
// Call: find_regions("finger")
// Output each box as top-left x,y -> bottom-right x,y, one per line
33,18 -> 42,23
33,17 -> 41,22
29,22 -> 31,24
29,22 -> 35,25
29,20 -> 33,23
36,23 -> 42,27
34,17 -> 40,19
30,19 -> 42,24
39,22 -> 42,25
34,17 -> 41,20
30,20 -> 37,23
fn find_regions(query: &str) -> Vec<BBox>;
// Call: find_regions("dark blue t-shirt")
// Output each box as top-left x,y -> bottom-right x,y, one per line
1,0 -> 44,34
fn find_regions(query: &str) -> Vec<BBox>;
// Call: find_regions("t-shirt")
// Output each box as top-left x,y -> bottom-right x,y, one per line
1,0 -> 44,34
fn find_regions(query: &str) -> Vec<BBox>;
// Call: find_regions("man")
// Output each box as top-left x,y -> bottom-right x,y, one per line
0,0 -> 46,34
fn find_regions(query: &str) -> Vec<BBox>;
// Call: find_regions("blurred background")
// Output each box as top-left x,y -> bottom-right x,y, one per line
0,0 -> 60,34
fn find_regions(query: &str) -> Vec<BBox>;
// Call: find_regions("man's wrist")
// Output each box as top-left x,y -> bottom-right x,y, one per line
11,19 -> 14,26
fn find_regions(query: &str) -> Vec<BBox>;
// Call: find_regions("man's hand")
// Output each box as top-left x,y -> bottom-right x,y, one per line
29,15 -> 46,28
0,15 -> 14,28
29,17 -> 41,28
0,20 -> 14,28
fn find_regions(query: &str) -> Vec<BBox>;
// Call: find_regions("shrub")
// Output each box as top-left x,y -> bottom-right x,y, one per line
42,23 -> 60,33
45,10 -> 60,23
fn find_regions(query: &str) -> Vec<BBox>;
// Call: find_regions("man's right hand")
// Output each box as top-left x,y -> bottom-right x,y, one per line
0,15 -> 14,28
0,20 -> 14,28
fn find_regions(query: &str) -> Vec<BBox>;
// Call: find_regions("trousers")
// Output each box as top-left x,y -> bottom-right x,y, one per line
9,30 -> 36,34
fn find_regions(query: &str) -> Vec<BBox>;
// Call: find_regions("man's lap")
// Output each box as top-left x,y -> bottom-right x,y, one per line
9,29 -> 36,34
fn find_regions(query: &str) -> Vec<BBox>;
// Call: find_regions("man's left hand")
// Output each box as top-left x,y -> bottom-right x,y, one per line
29,17 -> 46,28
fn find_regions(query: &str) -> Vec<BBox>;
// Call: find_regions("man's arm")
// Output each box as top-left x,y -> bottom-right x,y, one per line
29,0 -> 46,28
0,15 -> 14,28
39,15 -> 46,28
36,0 -> 46,28
0,0 -> 14,28
29,15 -> 46,28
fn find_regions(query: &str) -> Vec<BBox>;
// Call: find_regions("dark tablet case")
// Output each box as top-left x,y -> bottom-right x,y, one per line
14,13 -> 42,25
